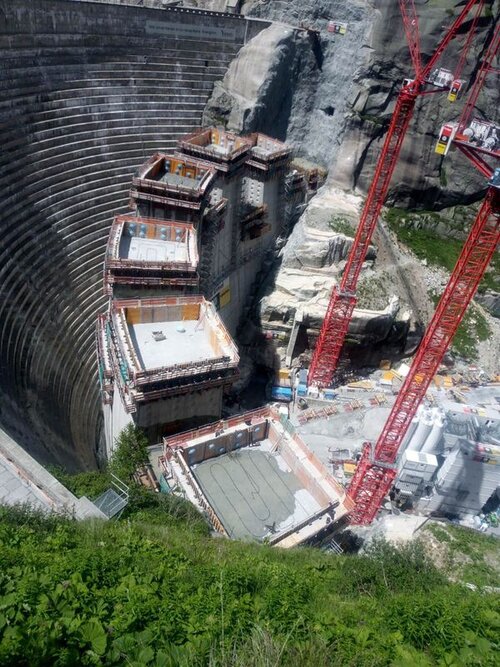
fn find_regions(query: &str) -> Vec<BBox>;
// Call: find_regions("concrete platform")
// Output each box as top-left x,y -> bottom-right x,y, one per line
124,237 -> 188,263
160,172 -> 199,188
192,442 -> 321,541
129,319 -> 218,370
0,426 -> 107,519
0,458 -> 47,509
296,404 -> 393,468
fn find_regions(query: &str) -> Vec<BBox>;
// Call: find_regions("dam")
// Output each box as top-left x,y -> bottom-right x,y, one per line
0,0 -> 269,469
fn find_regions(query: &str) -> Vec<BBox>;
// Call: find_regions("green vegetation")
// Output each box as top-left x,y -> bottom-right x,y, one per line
48,425 -> 149,500
386,208 -> 500,293
0,506 -> 499,666
49,426 -> 210,536
385,208 -> 462,272
429,291 -> 491,360
328,215 -> 354,236
108,423 -> 149,481
212,114 -> 228,128
425,522 -> 500,589
356,111 -> 387,127
47,468 -> 113,500
7,429 -> 498,664
451,304 -> 491,360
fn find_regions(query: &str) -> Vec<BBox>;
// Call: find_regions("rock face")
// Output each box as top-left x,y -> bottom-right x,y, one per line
237,0 -> 499,209
258,186 -> 409,351
476,292 -> 500,318
203,24 -> 302,137
201,0 -> 499,371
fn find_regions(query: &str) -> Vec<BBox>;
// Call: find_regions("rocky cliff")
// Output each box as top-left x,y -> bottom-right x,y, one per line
202,0 -> 499,372
237,0 -> 499,209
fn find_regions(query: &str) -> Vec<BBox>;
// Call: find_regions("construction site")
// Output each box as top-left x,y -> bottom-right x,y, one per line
0,0 -> 498,546
157,407 -> 352,547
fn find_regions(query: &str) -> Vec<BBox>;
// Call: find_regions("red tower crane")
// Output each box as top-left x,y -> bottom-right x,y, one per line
348,22 -> 500,526
307,0 -> 483,388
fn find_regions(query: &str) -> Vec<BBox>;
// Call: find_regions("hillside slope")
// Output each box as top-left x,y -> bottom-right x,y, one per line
0,505 -> 498,666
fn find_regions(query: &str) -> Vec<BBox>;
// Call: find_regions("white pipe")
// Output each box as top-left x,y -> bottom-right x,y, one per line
410,408 -> 434,452
421,409 -> 445,454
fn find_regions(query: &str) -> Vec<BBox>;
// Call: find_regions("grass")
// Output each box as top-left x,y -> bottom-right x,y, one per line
1,505 -> 499,666
386,208 -> 462,271
386,207 -> 500,293
328,215 -> 354,236
48,466 -> 112,500
425,522 -> 500,588
429,291 -> 492,360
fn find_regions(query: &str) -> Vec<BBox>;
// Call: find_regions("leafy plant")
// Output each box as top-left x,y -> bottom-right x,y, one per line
328,215 -> 354,236
109,424 -> 149,481
429,291 -> 491,360
386,207 -> 499,293
48,467 -> 112,500
0,507 -> 498,666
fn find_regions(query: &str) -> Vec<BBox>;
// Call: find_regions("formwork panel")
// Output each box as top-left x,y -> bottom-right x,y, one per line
182,303 -> 199,320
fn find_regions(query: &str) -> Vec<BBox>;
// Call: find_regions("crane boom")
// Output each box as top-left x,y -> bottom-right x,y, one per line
348,185 -> 500,524
459,22 -> 500,132
307,92 -> 417,387
307,0 -> 481,388
419,0 -> 482,83
454,0 -> 484,80
399,0 -> 421,76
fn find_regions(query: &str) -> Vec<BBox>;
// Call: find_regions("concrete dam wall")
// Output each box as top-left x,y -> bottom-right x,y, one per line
0,0 -> 267,469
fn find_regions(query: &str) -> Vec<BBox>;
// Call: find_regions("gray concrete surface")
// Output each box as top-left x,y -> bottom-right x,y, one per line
0,459 -> 48,509
296,405 -> 393,468
193,445 -> 320,540
122,237 -> 188,263
0,0 -> 266,467
0,426 -> 107,519
129,320 -> 216,369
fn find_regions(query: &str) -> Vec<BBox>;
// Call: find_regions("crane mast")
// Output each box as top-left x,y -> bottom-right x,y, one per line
347,13 -> 499,526
349,185 -> 499,525
308,0 -> 481,388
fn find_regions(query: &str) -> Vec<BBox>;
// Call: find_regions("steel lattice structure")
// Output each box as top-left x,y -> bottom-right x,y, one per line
348,187 -> 500,525
347,6 -> 499,525
308,0 -> 482,388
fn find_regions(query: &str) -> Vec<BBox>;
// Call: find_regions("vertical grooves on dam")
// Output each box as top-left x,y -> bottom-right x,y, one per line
0,0 -> 260,468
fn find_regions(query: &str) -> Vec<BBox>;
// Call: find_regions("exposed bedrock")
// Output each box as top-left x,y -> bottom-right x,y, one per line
204,0 -> 498,369
203,23 -> 302,137
0,0 -> 266,468
237,0 -> 499,208
257,187 -> 410,352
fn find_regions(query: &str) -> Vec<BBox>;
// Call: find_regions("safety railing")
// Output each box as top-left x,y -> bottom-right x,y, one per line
130,187 -> 203,211
163,406 -> 272,451
173,449 -> 228,536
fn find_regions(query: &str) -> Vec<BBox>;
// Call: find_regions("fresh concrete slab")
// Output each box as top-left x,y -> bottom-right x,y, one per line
128,320 -> 217,370
192,444 -> 321,541
124,237 -> 188,263
160,173 -> 199,189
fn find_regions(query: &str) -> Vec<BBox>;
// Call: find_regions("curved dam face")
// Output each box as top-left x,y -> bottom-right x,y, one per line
0,0 -> 266,469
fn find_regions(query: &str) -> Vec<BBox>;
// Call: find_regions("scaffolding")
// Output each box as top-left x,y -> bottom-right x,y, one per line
104,214 -> 199,294
102,296 -> 240,412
